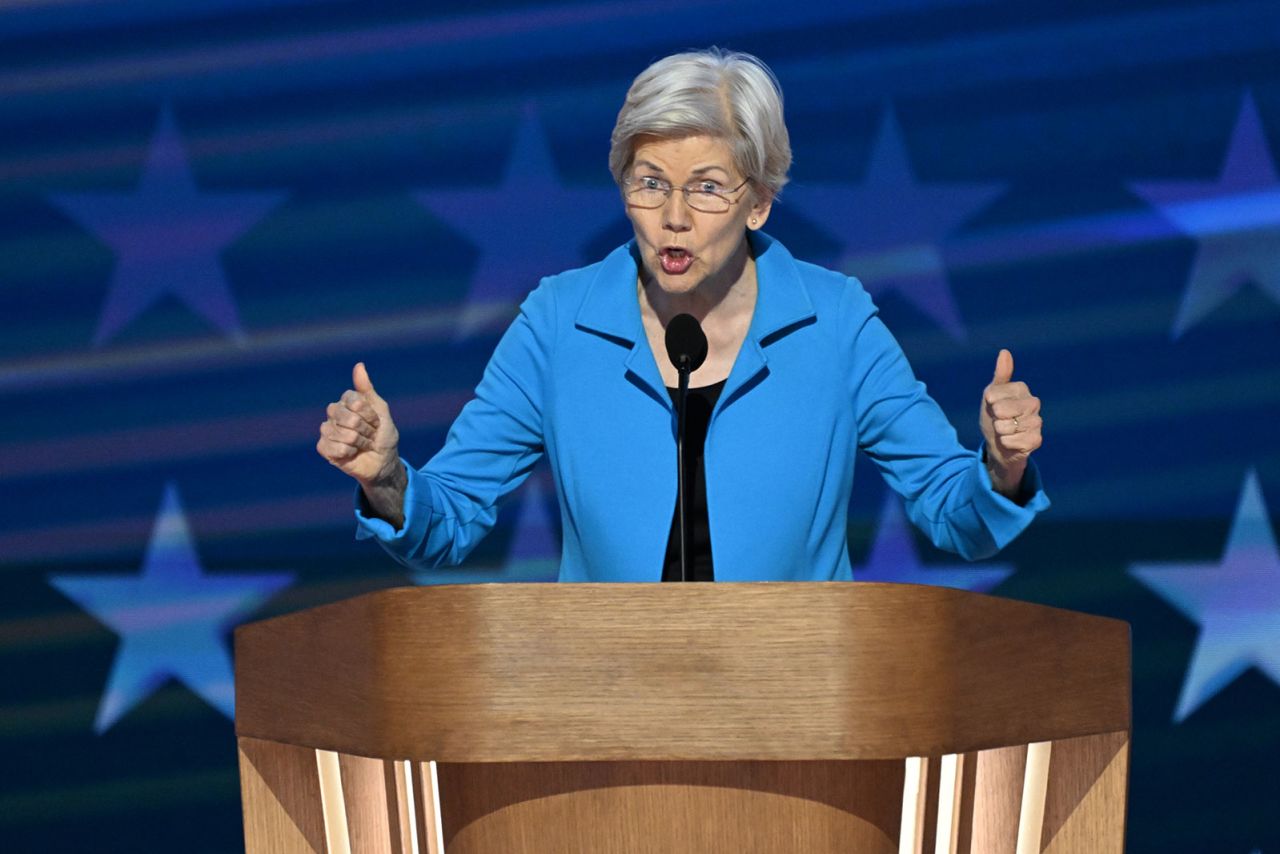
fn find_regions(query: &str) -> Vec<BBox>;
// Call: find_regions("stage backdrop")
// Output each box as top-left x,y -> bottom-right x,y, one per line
2,1 -> 1278,851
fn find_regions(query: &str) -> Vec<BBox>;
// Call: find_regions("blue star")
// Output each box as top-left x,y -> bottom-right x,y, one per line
500,474 -> 560,582
49,104 -> 286,347
853,494 -> 1013,592
1130,470 -> 1280,722
414,103 -> 621,336
1131,92 -> 1280,339
48,483 -> 293,733
784,106 -> 1003,341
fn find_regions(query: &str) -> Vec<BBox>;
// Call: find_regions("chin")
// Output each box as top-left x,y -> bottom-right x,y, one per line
644,260 -> 703,293
654,273 -> 700,292
649,276 -> 705,300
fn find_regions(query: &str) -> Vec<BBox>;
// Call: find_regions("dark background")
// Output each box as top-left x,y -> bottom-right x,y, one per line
2,1 -> 1278,850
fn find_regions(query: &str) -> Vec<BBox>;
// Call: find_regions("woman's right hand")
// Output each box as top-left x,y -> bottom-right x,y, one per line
317,362 -> 402,489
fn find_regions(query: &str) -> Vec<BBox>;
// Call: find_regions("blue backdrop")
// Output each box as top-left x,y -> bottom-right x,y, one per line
2,1 -> 1278,850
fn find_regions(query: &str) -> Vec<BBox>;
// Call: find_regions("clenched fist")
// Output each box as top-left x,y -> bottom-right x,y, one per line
979,349 -> 1043,500
317,364 -> 407,527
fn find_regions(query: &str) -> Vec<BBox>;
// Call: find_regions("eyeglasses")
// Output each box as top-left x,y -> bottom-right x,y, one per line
622,175 -> 752,214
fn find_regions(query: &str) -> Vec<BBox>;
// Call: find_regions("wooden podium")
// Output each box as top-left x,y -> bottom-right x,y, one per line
234,582 -> 1130,853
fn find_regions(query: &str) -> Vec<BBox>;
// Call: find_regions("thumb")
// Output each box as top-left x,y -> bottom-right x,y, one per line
352,362 -> 381,398
992,349 -> 1014,385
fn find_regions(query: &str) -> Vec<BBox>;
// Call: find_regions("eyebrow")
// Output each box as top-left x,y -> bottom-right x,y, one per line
633,160 -> 732,178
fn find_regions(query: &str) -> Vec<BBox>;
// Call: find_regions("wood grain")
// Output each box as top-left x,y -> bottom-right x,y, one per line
235,584 -> 1131,852
238,737 -> 327,853
1041,734 -> 1129,853
436,759 -> 904,854
234,583 -> 1131,762
921,756 -> 942,854
1039,730 -> 1129,849
383,761 -> 413,854
335,753 -> 395,854
411,761 -> 442,854
954,751 -> 978,854
967,743 -> 1028,854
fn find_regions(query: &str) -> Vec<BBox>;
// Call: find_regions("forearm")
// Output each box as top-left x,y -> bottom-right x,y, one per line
986,456 -> 1029,505
358,460 -> 408,531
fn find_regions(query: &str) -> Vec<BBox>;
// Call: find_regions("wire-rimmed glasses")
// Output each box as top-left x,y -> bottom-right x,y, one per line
622,175 -> 752,213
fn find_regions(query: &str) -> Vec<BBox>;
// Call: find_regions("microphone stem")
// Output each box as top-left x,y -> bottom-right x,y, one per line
676,363 -> 690,583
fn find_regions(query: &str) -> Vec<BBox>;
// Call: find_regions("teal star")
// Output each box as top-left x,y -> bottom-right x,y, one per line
1131,470 -> 1280,722
49,483 -> 293,732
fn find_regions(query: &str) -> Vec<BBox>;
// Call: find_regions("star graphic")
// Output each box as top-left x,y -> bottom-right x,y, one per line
1130,470 -> 1280,722
785,106 -> 1003,341
48,483 -> 293,733
49,104 -> 286,347
500,474 -> 560,582
852,494 -> 1013,592
1131,92 -> 1280,339
414,103 -> 621,335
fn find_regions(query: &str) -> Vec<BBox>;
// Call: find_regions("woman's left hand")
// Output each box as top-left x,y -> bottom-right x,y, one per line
979,349 -> 1043,500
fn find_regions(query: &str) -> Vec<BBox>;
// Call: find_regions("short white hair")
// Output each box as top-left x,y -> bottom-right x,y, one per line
609,48 -> 792,200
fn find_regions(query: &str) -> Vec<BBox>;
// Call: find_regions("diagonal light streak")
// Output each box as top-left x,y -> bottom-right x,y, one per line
0,490 -> 353,563
0,301 -> 513,394
0,0 -> 1001,101
0,389 -> 470,481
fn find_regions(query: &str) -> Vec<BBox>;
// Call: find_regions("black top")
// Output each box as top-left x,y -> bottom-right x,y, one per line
662,379 -> 725,582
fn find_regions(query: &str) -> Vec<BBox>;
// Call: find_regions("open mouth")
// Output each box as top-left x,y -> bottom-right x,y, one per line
660,246 -> 694,275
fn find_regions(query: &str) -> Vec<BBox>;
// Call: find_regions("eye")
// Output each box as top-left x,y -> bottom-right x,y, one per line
637,176 -> 667,190
694,180 -> 725,194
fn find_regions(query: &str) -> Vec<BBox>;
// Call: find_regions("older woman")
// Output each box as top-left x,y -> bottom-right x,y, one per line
316,49 -> 1047,581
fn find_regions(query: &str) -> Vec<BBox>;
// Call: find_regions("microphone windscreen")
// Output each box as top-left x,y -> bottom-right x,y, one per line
664,313 -> 708,372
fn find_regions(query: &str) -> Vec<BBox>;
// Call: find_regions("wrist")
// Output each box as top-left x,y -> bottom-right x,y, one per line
360,456 -> 405,493
358,459 -> 408,530
985,455 -> 1027,501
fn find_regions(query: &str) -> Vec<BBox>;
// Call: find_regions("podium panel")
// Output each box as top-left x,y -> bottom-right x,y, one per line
234,583 -> 1131,853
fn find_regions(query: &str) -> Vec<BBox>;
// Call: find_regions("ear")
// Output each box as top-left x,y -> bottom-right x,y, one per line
747,189 -> 774,231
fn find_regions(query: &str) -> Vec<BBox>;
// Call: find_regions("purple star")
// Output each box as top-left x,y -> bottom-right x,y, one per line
414,103 -> 620,336
1131,92 -> 1280,339
853,494 -> 1013,591
49,104 -> 286,346
1131,470 -> 1280,722
48,483 -> 293,732
785,106 -> 1003,341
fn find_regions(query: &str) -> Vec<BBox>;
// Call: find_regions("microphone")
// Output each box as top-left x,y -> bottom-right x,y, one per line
664,314 -> 707,582
665,313 -> 708,375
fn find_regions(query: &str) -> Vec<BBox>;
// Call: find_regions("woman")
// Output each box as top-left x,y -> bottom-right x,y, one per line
316,49 -> 1047,581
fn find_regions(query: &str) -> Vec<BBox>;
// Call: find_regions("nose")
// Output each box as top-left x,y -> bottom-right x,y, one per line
662,190 -> 692,232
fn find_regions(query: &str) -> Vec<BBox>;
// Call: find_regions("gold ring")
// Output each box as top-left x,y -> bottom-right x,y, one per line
1012,417 -> 1021,431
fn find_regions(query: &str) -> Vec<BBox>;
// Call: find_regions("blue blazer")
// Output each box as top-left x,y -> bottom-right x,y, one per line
356,232 -> 1048,581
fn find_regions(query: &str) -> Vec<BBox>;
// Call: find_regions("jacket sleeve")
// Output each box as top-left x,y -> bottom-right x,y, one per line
353,280 -> 555,570
844,281 -> 1049,560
